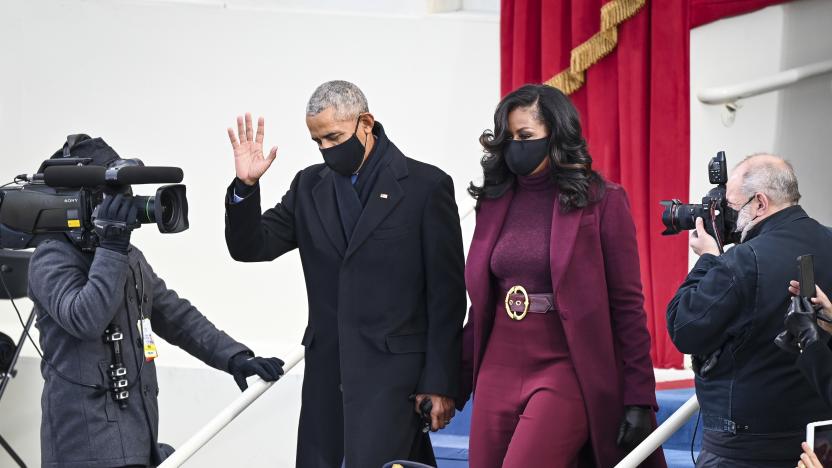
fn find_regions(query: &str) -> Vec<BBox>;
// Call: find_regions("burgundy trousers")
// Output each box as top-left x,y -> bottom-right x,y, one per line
468,302 -> 589,468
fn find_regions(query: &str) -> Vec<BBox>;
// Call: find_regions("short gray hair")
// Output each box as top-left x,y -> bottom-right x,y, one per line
736,153 -> 801,205
306,80 -> 369,120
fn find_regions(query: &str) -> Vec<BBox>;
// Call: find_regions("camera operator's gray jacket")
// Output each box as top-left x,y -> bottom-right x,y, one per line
28,239 -> 250,468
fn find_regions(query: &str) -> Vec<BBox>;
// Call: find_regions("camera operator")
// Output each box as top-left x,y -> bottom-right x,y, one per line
667,153 -> 832,467
27,140 -> 285,468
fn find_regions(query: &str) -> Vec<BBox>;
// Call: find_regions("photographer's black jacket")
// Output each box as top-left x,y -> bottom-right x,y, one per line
224,123 -> 466,468
28,240 -> 249,468
667,206 -> 832,461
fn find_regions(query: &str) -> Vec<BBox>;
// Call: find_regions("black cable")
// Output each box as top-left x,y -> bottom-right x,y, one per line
0,269 -> 103,391
691,410 -> 701,465
121,263 -> 146,394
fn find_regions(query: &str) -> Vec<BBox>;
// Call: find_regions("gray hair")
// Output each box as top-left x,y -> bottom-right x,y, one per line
306,80 -> 369,120
736,153 -> 801,206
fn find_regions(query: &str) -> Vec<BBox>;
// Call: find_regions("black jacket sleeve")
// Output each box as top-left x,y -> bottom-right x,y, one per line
224,173 -> 300,262
666,249 -> 750,355
797,335 -> 832,408
416,175 -> 466,398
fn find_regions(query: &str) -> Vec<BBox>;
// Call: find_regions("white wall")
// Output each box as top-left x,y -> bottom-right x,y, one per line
0,1 -> 498,466
689,0 -> 832,269
774,0 -> 832,225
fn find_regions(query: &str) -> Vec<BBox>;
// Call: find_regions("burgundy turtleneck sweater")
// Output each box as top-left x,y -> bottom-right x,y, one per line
490,165 -> 556,294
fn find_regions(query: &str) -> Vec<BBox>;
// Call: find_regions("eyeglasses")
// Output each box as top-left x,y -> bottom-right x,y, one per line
726,195 -> 756,211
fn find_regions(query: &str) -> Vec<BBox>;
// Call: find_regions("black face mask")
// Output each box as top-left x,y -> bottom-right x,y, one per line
320,118 -> 367,176
723,205 -> 739,233
504,138 -> 549,176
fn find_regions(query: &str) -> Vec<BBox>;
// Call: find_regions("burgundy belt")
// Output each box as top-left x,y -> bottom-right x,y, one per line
504,285 -> 554,321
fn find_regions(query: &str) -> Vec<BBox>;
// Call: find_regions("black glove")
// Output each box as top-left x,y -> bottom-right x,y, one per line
617,405 -> 653,453
228,352 -> 285,391
93,194 -> 137,254
776,296 -> 821,353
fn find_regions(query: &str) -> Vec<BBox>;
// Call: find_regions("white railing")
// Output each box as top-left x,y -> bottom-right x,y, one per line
697,58 -> 832,105
614,395 -> 700,468
158,347 -> 305,468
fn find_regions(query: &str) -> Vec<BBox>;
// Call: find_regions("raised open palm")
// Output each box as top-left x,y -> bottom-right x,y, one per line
227,113 -> 277,185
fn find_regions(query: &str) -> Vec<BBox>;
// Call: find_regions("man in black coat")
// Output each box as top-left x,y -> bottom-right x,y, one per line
223,80 -> 466,468
667,154 -> 832,467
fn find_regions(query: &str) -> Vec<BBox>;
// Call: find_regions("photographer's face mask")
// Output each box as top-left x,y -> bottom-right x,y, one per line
320,117 -> 367,176
504,138 -> 549,176
731,195 -> 760,237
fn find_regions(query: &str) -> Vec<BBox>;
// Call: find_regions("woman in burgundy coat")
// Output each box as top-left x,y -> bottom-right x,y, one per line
459,84 -> 666,468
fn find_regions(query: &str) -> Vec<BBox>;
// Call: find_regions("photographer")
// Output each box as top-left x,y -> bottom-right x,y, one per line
27,138 -> 284,468
666,154 -> 832,467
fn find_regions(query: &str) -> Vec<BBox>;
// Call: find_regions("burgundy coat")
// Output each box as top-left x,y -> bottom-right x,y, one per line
460,182 -> 666,468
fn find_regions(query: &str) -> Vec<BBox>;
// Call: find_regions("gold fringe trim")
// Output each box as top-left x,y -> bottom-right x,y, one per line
544,0 -> 646,95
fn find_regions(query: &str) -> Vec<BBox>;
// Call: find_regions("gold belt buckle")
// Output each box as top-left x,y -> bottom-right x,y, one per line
504,285 -> 529,321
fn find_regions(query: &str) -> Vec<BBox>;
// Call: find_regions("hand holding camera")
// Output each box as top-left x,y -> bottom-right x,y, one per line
661,151 -> 742,253
93,194 -> 138,255
689,217 -> 721,257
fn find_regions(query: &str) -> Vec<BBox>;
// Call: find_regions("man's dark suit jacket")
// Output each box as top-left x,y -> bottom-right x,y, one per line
224,123 -> 466,468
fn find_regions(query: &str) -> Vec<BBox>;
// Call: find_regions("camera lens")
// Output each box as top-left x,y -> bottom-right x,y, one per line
159,190 -> 175,226
130,185 -> 188,233
660,200 -> 683,235
134,196 -> 155,224
660,199 -> 705,235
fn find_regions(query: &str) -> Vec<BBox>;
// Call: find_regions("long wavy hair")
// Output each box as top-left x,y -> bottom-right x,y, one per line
468,84 -> 604,211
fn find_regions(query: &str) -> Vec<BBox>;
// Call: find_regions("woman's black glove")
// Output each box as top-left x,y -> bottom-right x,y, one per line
617,405 -> 653,453
228,352 -> 285,391
93,194 -> 138,254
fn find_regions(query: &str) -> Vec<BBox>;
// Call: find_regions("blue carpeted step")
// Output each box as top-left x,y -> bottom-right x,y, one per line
656,388 -> 703,451
663,448 -> 698,468
431,386 -> 702,468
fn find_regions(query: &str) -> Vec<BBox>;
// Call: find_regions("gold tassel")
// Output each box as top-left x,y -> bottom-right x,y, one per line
544,0 -> 646,95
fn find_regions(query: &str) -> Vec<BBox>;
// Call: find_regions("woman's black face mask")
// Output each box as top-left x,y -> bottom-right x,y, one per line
504,138 -> 548,176
320,118 -> 366,176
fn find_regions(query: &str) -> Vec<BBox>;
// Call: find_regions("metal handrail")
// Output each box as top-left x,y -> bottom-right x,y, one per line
158,347 -> 305,467
697,59 -> 832,105
614,394 -> 700,468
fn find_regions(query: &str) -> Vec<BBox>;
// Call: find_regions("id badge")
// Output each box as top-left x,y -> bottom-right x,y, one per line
140,318 -> 158,362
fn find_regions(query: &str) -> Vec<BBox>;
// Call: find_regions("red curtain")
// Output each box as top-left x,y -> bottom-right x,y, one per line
501,0 -> 790,368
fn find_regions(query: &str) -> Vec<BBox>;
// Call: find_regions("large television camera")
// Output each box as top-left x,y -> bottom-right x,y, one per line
0,135 -> 188,251
659,151 -> 740,252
